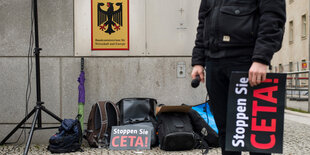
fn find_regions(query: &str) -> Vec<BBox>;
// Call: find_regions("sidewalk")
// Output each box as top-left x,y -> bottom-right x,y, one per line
285,109 -> 310,126
1,110 -> 310,155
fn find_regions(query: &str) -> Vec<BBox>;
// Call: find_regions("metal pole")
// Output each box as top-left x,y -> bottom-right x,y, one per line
33,0 -> 41,103
33,0 -> 43,128
23,108 -> 39,155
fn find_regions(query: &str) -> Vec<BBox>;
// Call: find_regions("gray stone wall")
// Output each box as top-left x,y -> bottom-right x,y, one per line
0,0 -> 206,143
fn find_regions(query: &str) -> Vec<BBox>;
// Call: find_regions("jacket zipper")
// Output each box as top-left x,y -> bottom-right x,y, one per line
211,0 -> 224,48
210,0 -> 217,38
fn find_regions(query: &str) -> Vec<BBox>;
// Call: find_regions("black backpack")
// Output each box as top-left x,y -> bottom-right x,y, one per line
188,109 -> 219,147
157,112 -> 196,151
47,116 -> 83,153
85,101 -> 120,148
117,98 -> 158,147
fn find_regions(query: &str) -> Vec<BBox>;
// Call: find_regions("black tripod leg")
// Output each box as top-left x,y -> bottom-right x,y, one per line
37,109 -> 42,128
41,106 -> 62,122
23,108 -> 40,155
0,108 -> 36,145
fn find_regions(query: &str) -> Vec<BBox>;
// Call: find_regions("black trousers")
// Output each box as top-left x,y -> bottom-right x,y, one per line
205,57 -> 271,155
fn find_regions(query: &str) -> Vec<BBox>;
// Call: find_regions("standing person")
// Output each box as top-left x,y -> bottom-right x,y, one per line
191,0 -> 286,155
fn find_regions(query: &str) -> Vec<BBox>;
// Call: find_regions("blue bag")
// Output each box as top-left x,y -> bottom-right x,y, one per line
192,102 -> 218,134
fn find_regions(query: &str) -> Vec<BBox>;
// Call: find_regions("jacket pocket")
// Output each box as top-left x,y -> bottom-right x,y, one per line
218,5 -> 257,47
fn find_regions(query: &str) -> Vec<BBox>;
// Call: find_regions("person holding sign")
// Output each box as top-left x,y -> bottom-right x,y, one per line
191,0 -> 286,155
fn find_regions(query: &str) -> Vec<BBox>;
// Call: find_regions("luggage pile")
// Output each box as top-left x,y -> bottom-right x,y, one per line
47,98 -> 219,153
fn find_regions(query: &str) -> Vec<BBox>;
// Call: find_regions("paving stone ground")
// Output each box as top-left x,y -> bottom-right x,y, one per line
1,111 -> 310,155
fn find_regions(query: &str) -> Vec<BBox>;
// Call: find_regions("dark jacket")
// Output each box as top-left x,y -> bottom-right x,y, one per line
192,0 -> 286,66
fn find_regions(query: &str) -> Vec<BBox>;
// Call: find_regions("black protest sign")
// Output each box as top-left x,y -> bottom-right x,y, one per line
109,126 -> 152,150
225,72 -> 286,153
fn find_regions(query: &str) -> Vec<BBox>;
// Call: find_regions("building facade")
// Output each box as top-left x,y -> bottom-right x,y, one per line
0,0 -> 205,143
272,0 -> 310,73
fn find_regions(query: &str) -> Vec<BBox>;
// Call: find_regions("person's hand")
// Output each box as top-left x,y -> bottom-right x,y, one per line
249,62 -> 268,87
191,65 -> 205,83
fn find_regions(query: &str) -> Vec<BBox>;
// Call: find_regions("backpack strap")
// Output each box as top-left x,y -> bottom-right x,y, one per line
96,101 -> 108,144
110,101 -> 120,126
194,132 -> 209,154
96,101 -> 119,148
85,103 -> 105,148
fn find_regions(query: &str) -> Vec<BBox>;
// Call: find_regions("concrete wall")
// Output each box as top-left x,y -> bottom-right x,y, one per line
0,0 -> 206,143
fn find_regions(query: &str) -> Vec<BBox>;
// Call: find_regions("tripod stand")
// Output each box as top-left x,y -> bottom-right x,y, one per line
0,0 -> 63,154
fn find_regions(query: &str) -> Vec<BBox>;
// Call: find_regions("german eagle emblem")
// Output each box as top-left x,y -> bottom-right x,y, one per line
97,2 -> 123,35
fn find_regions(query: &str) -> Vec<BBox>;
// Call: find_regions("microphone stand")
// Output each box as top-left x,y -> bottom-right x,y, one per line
0,0 -> 63,154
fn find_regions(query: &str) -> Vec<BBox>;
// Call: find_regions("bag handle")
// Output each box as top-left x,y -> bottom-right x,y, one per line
126,116 -> 151,124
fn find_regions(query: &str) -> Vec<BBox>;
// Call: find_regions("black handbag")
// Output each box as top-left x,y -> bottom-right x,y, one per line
117,98 -> 157,125
117,98 -> 158,146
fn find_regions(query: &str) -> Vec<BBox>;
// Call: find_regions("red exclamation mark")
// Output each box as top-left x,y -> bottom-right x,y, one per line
145,137 -> 148,147
262,79 -> 272,83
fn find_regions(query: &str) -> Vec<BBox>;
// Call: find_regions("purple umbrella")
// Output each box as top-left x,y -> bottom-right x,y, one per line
78,58 -> 85,131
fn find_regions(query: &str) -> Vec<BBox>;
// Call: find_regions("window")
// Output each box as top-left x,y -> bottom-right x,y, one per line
289,21 -> 294,44
279,64 -> 284,73
302,59 -> 307,70
289,62 -> 293,72
302,14 -> 307,39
